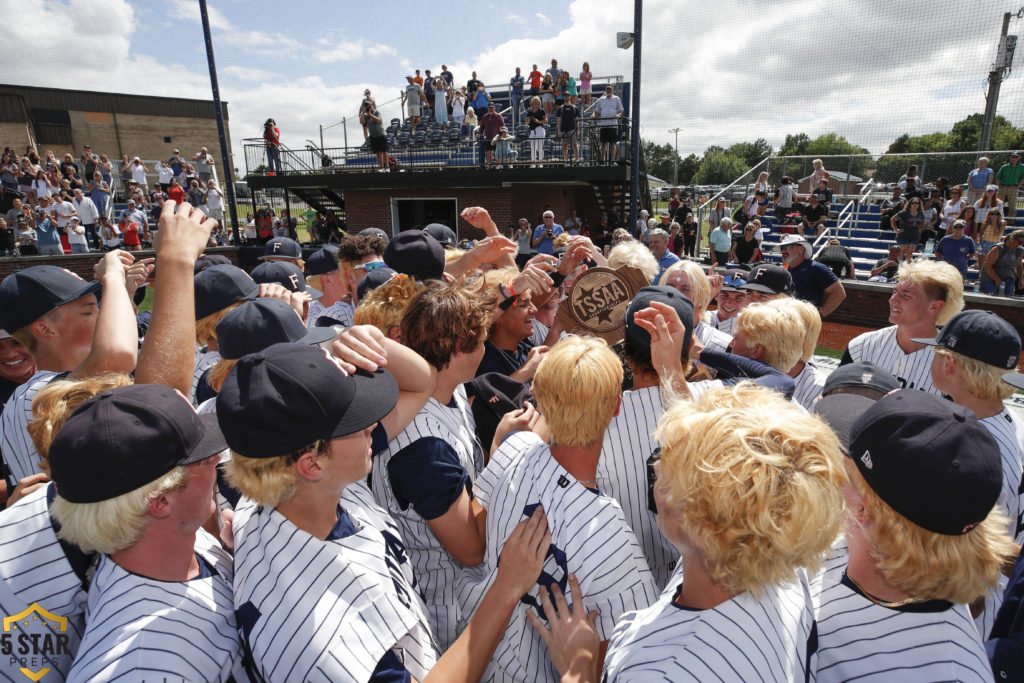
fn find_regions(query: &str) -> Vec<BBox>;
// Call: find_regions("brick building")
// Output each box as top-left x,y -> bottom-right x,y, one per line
0,84 -> 230,166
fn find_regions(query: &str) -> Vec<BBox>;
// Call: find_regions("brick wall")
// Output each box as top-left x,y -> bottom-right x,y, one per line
0,122 -> 34,151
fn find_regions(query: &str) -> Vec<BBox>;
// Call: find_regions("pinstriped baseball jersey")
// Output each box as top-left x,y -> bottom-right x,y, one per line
232,486 -> 436,683
602,574 -> 817,682
372,385 -> 483,652
810,543 -> 991,682
67,529 -> 242,682
459,432 -> 658,682
695,321 -> 732,354
792,361 -> 825,410
845,326 -> 940,394
597,385 -> 678,589
704,310 -> 738,337
307,300 -> 354,329
0,484 -> 90,682
1,370 -> 59,485
981,409 -> 1024,544
192,349 -> 221,405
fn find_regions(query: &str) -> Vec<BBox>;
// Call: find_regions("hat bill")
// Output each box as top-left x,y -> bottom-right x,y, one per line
1003,372 -> 1024,390
301,325 -> 339,348
741,283 -> 778,294
909,336 -> 939,347
327,369 -> 399,438
180,413 -> 230,465
305,285 -> 324,300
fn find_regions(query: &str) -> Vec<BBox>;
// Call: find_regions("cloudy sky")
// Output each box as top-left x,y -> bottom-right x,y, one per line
2,0 -> 1023,174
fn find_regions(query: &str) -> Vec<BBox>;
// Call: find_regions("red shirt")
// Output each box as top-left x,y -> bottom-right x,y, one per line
529,70 -> 542,89
121,221 -> 140,246
167,185 -> 186,204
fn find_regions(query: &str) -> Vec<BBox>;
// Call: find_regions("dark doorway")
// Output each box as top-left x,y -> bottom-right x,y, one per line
392,198 -> 458,232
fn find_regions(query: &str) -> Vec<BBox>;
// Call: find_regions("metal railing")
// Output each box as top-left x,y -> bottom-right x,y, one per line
695,157 -> 771,254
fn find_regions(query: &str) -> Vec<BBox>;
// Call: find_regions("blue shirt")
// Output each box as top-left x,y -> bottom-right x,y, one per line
788,259 -> 839,308
708,227 -> 732,253
510,74 -> 524,93
532,222 -> 564,255
34,218 -> 59,246
969,167 -> 994,190
935,235 -> 976,274
653,250 -> 681,284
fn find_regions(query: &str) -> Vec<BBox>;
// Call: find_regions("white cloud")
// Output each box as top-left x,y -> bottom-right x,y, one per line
535,12 -> 551,25
508,13 -> 526,25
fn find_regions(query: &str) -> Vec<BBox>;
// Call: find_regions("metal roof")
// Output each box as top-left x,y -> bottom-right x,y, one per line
0,84 -> 228,121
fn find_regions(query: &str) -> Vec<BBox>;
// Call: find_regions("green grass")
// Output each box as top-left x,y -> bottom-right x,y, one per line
813,346 -> 843,359
138,286 -> 154,313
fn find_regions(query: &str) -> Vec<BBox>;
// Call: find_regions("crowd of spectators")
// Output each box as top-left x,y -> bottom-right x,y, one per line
0,144 -> 226,257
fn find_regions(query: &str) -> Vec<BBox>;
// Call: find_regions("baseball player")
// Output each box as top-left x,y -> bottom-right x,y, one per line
785,298 -> 826,410
307,233 -> 388,328
371,279 -> 493,651
191,263 -> 259,404
48,384 -> 243,681
841,260 -> 964,394
257,235 -> 305,268
913,309 -> 1024,637
0,254 -> 140,490
217,342 -> 550,682
810,390 -> 1017,682
740,262 -> 793,304
599,384 -> 846,682
459,335 -> 659,682
702,269 -> 746,336
660,260 -> 732,355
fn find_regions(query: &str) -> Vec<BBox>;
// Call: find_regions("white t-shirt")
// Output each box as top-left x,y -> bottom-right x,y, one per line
66,223 -> 88,247
157,164 -> 174,184
941,199 -> 964,230
131,164 -> 148,185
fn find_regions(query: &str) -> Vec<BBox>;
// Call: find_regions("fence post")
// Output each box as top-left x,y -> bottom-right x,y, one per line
843,157 -> 852,201
919,157 -> 927,185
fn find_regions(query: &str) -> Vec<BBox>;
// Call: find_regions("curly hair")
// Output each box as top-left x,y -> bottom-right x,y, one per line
896,260 -> 964,327
353,274 -> 420,338
28,373 -> 133,474
654,384 -> 846,595
400,278 -> 494,370
845,459 -> 1016,604
607,241 -> 658,283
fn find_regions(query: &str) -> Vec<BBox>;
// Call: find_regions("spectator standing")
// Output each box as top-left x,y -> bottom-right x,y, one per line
87,171 -> 110,220
155,159 -> 173,190
509,67 -> 525,125
365,107 -> 390,171
681,213 -> 698,257
540,73 -> 555,115
878,185 -> 904,236
514,217 -> 534,267
194,146 -> 215,183
0,217 -> 12,256
466,71 -> 481,99
531,210 -> 564,255
557,94 -> 580,163
263,119 -> 281,173
166,148 -> 185,182
99,216 -> 121,250
708,217 -> 734,267
471,85 -> 491,113
810,158 -> 827,186
941,185 -> 965,232
167,178 -> 186,205
580,61 -> 593,105
890,196 -> 926,261
14,216 -> 36,254
979,230 -> 1024,296
592,85 -> 623,163
812,177 -> 833,206
995,151 -> 1024,217
731,225 -> 760,265
205,182 -> 224,226
976,192 -> 1006,249
967,156 -> 995,204
97,154 -> 113,187
440,64 -> 454,89
546,58 -> 562,86
433,78 -> 449,124
935,219 -> 976,279
773,175 -> 796,221
33,206 -> 61,255
65,217 -> 89,254
129,157 -> 148,190
80,144 -> 97,182
422,70 -> 435,114
648,228 -> 680,284
526,97 -> 547,165
742,190 -> 768,227
527,64 -> 543,98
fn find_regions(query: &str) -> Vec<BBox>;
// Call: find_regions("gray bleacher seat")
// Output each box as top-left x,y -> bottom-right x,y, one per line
396,132 -> 411,146
429,131 -> 443,145
413,130 -> 427,145
390,118 -> 401,127
515,126 -> 529,141
446,128 -> 461,143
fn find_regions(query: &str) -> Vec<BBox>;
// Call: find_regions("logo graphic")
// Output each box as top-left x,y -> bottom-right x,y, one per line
860,450 -> 873,470
2,603 -> 70,681
556,266 -> 649,344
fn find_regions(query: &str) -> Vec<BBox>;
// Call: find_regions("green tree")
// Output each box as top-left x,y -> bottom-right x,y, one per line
678,154 -> 701,185
727,138 -> 773,167
641,139 -> 683,184
693,151 -> 748,184
777,133 -> 810,157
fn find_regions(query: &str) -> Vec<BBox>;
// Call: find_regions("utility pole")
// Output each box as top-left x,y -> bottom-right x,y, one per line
669,127 -> 681,186
980,9 -> 1020,151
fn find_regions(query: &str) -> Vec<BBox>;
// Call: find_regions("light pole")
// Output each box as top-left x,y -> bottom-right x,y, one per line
980,7 -> 1022,151
669,127 -> 681,186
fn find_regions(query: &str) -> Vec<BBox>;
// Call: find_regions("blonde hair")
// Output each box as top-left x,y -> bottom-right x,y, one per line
896,261 -> 964,327
659,260 -> 709,318
812,159 -> 823,170
607,241 -> 658,283
195,301 -> 243,347
224,440 -> 328,508
206,357 -> 239,394
28,373 -> 133,474
11,306 -> 66,353
734,301 -> 804,372
444,248 -> 466,264
552,233 -> 572,250
353,274 -> 419,337
306,273 -> 324,291
656,384 -> 845,594
532,336 -> 622,447
51,468 -> 187,554
787,298 -> 821,363
934,347 -> 1015,401
845,460 -> 1015,603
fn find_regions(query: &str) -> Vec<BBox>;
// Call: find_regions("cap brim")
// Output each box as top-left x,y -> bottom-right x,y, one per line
328,369 -> 399,438
327,369 -> 399,438
813,393 -> 877,452
305,285 -> 323,300
909,336 -> 939,346
1002,371 -> 1024,390
61,279 -> 103,309
301,325 -> 339,348
181,413 -> 229,465
741,283 -> 778,294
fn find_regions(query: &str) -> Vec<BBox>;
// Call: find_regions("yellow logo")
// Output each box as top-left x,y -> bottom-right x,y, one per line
2,603 -> 69,681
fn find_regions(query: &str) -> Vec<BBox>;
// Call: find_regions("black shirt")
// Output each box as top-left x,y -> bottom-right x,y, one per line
526,108 -> 547,130
557,104 -> 579,132
466,79 -> 481,95
733,236 -> 758,263
802,203 -> 828,223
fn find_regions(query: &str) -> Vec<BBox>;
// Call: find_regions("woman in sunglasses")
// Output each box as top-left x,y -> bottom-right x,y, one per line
890,196 -> 926,261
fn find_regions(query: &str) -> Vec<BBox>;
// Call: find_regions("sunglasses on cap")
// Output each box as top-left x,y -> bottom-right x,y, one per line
352,261 -> 388,273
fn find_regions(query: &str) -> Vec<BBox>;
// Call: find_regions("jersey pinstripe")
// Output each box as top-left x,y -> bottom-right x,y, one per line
602,575 -> 816,682
845,326 -> 940,395
192,348 -> 221,405
597,385 -> 678,589
0,484 -> 89,682
704,310 -> 738,337
307,300 -> 354,329
459,432 -> 658,682
791,361 -> 825,410
67,529 -> 242,682
371,385 -> 483,652
0,370 -> 59,485
695,321 -> 732,354
810,543 -> 991,682
232,485 -> 436,683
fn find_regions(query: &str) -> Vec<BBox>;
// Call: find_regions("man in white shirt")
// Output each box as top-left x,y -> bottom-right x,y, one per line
194,147 -> 215,183
51,194 -> 77,232
130,157 -> 148,189
205,183 -> 224,224
72,189 -> 99,249
155,160 -> 174,190
592,85 -> 623,162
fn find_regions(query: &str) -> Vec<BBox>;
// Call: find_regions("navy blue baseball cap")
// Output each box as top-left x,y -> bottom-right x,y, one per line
813,392 -> 877,452
251,261 -> 323,300
625,286 -> 695,357
194,264 -> 259,319
259,236 -> 303,260
0,265 -> 101,333
423,223 -> 458,247
821,361 -> 901,398
742,263 -> 793,295
848,390 -> 1002,535
216,342 -> 399,458
194,253 -> 232,274
911,309 -> 1022,371
356,266 -> 399,301
384,231 -> 446,281
358,227 -> 390,245
215,298 -> 337,360
305,245 -> 339,276
49,384 -> 226,503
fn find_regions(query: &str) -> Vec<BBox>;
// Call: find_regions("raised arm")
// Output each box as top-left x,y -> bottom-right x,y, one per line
69,251 -> 140,380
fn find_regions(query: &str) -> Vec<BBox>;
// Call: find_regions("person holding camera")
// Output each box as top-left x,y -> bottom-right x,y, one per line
263,118 -> 281,173
531,210 -> 564,255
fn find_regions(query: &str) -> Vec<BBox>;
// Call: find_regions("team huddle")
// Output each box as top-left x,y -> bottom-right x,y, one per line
0,200 -> 1021,682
